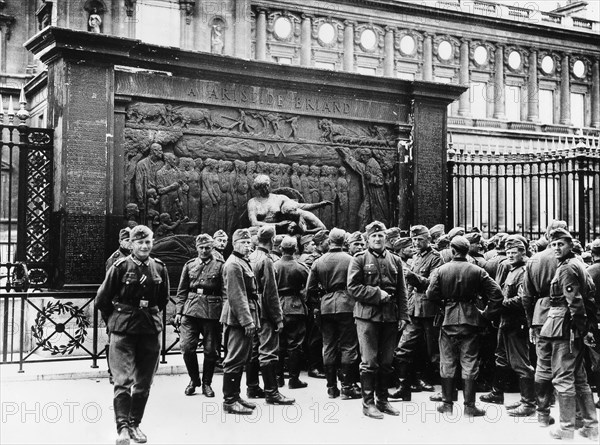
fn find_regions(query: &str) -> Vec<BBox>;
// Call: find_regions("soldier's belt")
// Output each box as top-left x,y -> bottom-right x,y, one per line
114,302 -> 159,313
444,298 -> 476,304
189,290 -> 219,297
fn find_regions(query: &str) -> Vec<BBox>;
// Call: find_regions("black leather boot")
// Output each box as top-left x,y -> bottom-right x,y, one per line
507,378 -> 536,417
116,427 -> 131,445
129,392 -> 149,436
463,378 -> 486,417
128,425 -> 147,444
183,351 -> 201,395
436,378 -> 455,414
288,351 -> 308,389
376,372 -> 400,416
202,359 -> 216,397
479,367 -> 506,404
263,363 -> 295,405
114,393 -> 131,437
340,364 -> 361,400
223,372 -> 254,415
549,393 -> 576,440
575,392 -> 599,441
535,380 -> 555,427
245,360 -> 264,398
325,365 -> 340,398
389,361 -> 411,401
361,372 -> 383,419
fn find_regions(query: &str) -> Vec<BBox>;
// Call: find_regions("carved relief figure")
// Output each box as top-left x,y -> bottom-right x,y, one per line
146,188 -> 160,227
281,164 -> 292,188
211,20 -> 225,54
125,203 -> 140,228
156,153 -> 184,220
280,200 -> 327,234
134,142 -> 164,212
181,157 -> 201,222
155,212 -> 188,238
308,165 -> 322,220
233,160 -> 249,225
284,116 -> 299,139
88,14 -> 102,33
246,161 -> 257,187
127,103 -> 172,126
320,166 -> 335,228
200,158 -> 219,231
290,163 -> 301,192
221,109 -> 255,133
336,166 -> 349,227
172,107 -> 215,129
299,164 -> 311,207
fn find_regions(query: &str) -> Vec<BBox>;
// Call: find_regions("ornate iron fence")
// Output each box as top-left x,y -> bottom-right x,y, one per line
447,134 -> 600,244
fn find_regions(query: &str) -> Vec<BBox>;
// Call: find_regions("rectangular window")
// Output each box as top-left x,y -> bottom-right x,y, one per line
136,1 -> 180,47
539,89 -> 554,124
505,85 -> 521,121
570,93 -> 585,128
470,81 -> 487,118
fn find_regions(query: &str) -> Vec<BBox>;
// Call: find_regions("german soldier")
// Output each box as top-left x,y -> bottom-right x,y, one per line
220,228 -> 259,415
307,228 -> 361,399
274,236 -> 309,389
95,225 -> 170,445
213,229 -> 228,261
426,235 -> 503,417
174,234 -> 223,397
347,221 -> 409,419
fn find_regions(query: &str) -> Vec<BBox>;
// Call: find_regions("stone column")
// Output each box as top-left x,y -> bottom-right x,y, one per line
423,33 -> 433,81
591,58 -> 599,128
301,14 -> 312,67
493,44 -> 505,119
179,3 -> 194,50
343,21 -> 354,72
234,0 -> 251,59
527,49 -> 539,122
255,8 -> 267,61
384,26 -> 395,77
458,38 -> 470,116
560,54 -> 571,125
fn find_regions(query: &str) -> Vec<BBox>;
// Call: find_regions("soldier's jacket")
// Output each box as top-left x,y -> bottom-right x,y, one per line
307,247 -> 355,315
404,247 -> 443,318
220,251 -> 260,328
484,253 -> 507,279
499,261 -> 526,329
426,257 -> 503,327
540,252 -> 595,339
588,260 -> 600,321
521,247 -> 557,328
213,250 -> 225,262
249,247 -> 283,324
175,254 -> 224,320
105,248 -> 130,272
302,251 -> 322,269
274,254 -> 309,316
95,255 -> 170,334
347,248 -> 409,322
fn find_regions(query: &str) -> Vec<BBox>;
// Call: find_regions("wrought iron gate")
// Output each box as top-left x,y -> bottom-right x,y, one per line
447,134 -> 600,244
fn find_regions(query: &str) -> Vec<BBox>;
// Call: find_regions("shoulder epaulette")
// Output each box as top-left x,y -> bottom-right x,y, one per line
153,257 -> 165,265
355,251 -> 367,257
184,258 -> 196,266
113,257 -> 128,267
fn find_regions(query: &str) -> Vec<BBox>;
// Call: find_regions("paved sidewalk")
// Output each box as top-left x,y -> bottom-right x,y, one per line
1,364 -> 596,445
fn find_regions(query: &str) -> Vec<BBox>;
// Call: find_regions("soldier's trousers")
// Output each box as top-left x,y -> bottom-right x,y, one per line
280,314 -> 307,356
495,325 -> 534,379
250,320 -> 279,366
305,304 -> 323,370
180,316 -> 220,361
533,328 -> 553,382
109,332 -> 160,432
439,325 -> 480,379
222,325 -> 252,374
355,319 -> 396,374
538,335 -> 586,395
321,313 -> 359,366
395,316 -> 440,366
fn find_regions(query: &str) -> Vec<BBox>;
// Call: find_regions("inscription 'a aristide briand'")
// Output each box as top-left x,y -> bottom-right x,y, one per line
115,73 -> 406,123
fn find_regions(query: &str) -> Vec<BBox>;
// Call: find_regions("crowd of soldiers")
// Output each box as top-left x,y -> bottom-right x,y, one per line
96,218 -> 600,445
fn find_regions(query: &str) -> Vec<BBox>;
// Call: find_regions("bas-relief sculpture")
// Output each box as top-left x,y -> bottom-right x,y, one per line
122,99 -> 401,237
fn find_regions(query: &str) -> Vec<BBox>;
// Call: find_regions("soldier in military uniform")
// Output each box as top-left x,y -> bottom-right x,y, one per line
392,225 -> 443,401
106,228 -> 132,271
347,221 -> 409,419
522,220 -> 566,427
213,229 -> 228,261
539,229 -> 598,440
347,231 -> 365,256
95,225 -> 170,445
248,225 -> 295,404
479,237 -> 536,416
220,228 -> 259,415
307,228 -> 361,399
426,235 -> 503,417
174,234 -> 223,398
274,236 -> 309,389
587,239 -> 600,410
302,229 -> 330,379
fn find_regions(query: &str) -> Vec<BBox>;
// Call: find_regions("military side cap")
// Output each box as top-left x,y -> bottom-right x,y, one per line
329,227 -> 347,245
313,229 -> 330,244
429,224 -> 445,238
257,225 -> 276,242
505,234 -> 528,250
549,228 -> 572,242
436,234 -> 450,249
273,234 -> 285,246
591,239 -> 600,255
130,225 -> 153,241
393,237 -> 412,250
196,233 -> 214,245
347,231 -> 364,244
505,238 -> 526,251
410,225 -> 430,238
300,234 -> 314,246
213,229 -> 228,239
280,236 -> 297,250
447,226 -> 465,240
233,228 -> 252,243
385,227 -> 401,241
572,240 -> 583,255
464,232 -> 481,244
450,235 -> 470,253
366,221 -> 387,237
119,227 -> 131,241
